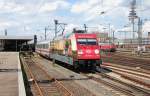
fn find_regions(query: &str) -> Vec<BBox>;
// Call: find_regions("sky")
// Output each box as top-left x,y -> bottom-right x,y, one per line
0,0 -> 150,40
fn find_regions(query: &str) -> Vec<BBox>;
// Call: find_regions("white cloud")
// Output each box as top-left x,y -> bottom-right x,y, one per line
71,0 -> 99,13
144,0 -> 150,7
84,6 -> 100,21
71,0 -> 125,21
65,24 -> 80,34
0,2 -> 24,13
39,2 -> 57,12
65,23 -> 115,34
71,0 -> 123,14
39,1 -> 70,12
0,0 -> 148,38
0,1 -> 38,16
71,3 -> 90,13
0,1 -> 69,15
0,20 -> 20,29
103,0 -> 122,7
143,21 -> 150,32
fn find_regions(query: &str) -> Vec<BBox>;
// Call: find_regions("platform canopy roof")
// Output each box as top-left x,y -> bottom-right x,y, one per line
0,36 -> 33,40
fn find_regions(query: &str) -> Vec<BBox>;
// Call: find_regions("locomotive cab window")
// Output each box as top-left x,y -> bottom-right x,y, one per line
77,38 -> 97,45
77,39 -> 87,45
87,39 -> 97,45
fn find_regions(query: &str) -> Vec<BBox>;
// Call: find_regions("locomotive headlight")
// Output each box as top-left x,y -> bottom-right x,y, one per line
78,50 -> 83,54
95,49 -> 99,54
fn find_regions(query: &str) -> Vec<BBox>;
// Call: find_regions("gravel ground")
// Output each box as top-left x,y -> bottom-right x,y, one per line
92,73 -> 149,96
34,56 -> 128,96
23,57 -> 64,96
34,57 -> 95,96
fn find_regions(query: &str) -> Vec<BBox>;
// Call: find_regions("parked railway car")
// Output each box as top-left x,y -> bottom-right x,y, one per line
36,31 -> 102,70
36,41 -> 51,58
99,42 -> 116,52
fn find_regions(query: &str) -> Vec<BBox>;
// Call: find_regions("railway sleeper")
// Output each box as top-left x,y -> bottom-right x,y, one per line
37,79 -> 55,83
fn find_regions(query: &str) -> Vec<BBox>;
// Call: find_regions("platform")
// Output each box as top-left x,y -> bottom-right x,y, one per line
0,52 -> 26,96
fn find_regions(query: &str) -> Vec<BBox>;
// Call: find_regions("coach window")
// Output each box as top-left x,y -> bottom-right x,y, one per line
45,44 -> 47,49
44,44 -> 46,49
43,44 -> 45,49
46,44 -> 48,48
43,44 -> 44,49
45,44 -> 46,49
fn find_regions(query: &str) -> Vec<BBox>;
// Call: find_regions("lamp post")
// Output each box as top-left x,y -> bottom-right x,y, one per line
112,30 -> 115,43
84,24 -> 88,33
54,20 -> 58,38
137,17 -> 142,47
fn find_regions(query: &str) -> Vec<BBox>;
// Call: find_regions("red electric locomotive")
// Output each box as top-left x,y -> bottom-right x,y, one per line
99,42 -> 116,52
67,33 -> 102,69
36,30 -> 102,70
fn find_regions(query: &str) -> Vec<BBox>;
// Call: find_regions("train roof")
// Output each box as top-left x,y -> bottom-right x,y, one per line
0,35 -> 33,40
37,40 -> 50,44
73,33 -> 97,38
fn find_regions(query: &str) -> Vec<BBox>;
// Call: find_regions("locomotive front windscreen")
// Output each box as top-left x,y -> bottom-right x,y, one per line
77,38 -> 97,45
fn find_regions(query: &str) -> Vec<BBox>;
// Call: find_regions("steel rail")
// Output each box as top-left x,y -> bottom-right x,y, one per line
108,67 -> 150,88
102,62 -> 150,75
102,64 -> 150,79
80,72 -> 135,96
21,57 -> 44,96
21,55 -> 73,96
30,58 -> 73,96
36,57 -> 97,96
113,70 -> 150,88
103,53 -> 150,71
96,72 -> 150,95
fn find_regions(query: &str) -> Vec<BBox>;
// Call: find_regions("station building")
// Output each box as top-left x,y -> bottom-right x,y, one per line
0,35 -> 35,51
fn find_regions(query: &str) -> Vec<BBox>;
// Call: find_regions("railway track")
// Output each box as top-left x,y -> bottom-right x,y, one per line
21,53 -> 150,96
102,63 -> 150,90
116,51 -> 150,58
37,55 -> 136,96
102,52 -> 150,71
84,74 -> 135,96
36,53 -> 150,96
36,56 -> 96,96
81,71 -> 150,96
21,56 -> 73,96
102,63 -> 150,78
100,64 -> 150,94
